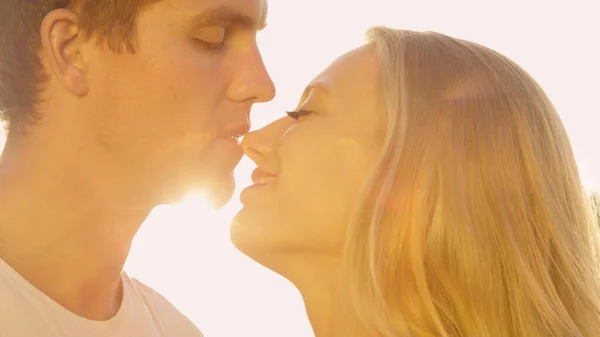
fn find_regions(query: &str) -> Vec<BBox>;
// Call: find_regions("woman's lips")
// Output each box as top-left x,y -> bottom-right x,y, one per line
252,176 -> 277,185
250,168 -> 277,185
240,169 -> 276,205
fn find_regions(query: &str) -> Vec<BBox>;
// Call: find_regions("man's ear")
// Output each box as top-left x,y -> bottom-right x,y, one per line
40,8 -> 89,96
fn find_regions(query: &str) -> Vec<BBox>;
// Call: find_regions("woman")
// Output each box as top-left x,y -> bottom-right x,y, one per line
231,27 -> 600,337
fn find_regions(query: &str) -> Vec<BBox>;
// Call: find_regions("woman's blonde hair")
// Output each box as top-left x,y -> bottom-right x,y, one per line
343,27 -> 600,337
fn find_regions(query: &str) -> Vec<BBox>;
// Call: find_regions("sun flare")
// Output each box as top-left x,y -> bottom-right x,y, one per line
178,191 -> 216,212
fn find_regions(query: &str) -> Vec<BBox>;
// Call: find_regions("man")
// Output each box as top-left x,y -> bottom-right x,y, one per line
0,0 -> 274,336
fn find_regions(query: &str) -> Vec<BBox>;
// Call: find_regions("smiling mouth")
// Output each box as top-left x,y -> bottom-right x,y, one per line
252,176 -> 276,185
251,169 -> 277,185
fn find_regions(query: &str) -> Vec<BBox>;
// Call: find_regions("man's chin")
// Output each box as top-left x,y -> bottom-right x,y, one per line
207,187 -> 235,209
186,177 -> 236,209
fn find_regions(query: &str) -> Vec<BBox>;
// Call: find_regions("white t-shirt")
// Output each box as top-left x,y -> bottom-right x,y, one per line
0,258 -> 203,337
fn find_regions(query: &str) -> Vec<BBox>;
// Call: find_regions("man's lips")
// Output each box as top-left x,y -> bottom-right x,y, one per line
208,137 -> 244,169
219,123 -> 251,142
250,168 -> 277,185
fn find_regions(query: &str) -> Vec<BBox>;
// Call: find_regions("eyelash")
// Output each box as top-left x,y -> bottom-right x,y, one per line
286,109 -> 313,120
195,39 -> 225,51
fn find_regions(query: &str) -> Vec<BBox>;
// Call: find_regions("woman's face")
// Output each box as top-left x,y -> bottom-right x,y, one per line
231,45 -> 382,262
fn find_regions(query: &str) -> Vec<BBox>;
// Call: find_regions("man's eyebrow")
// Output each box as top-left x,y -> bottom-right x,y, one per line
186,6 -> 267,31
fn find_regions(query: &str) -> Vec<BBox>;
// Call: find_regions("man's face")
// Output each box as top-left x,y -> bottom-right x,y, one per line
82,0 -> 274,206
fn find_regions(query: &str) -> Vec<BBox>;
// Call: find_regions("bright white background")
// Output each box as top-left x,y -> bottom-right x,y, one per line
2,1 -> 599,336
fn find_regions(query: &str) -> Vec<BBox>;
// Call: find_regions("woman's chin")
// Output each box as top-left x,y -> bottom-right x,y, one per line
231,209 -> 288,269
230,208 -> 267,254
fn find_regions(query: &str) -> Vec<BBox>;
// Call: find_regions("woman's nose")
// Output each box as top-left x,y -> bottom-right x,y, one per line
241,117 -> 294,164
242,130 -> 273,164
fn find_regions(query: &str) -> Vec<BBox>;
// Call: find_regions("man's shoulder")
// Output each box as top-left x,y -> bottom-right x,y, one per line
126,276 -> 204,337
127,277 -> 173,308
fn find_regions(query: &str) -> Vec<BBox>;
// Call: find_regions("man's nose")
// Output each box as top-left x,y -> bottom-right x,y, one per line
228,46 -> 276,104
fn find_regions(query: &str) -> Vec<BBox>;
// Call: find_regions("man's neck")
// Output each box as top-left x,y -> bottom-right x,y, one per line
0,144 -> 153,321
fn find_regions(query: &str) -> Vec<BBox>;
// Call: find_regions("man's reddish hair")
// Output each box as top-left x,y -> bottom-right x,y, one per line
0,0 -> 161,132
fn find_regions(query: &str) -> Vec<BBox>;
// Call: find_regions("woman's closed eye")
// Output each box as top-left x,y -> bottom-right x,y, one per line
286,109 -> 313,120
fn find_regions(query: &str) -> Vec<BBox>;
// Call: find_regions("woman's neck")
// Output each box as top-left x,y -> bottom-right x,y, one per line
281,256 -> 370,337
301,279 -> 340,336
